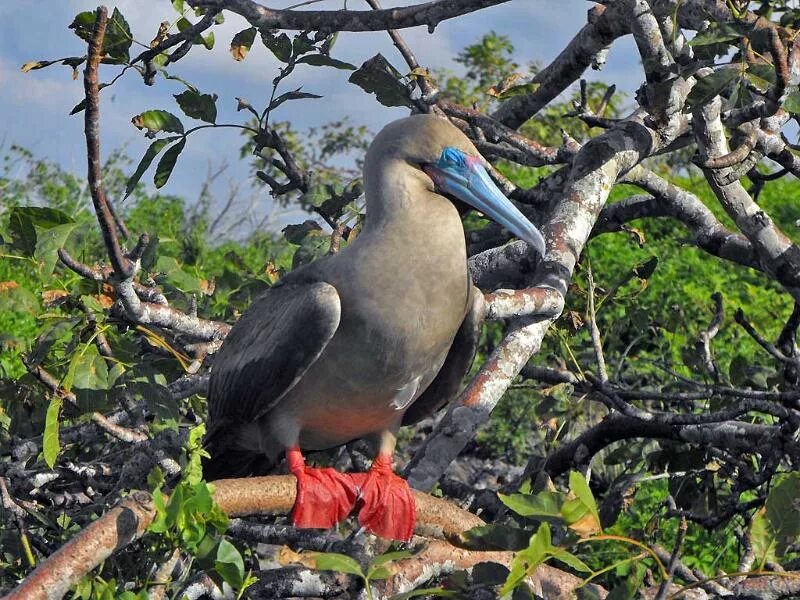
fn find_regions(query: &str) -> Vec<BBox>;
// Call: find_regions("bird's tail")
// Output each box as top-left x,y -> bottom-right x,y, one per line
202,421 -> 276,480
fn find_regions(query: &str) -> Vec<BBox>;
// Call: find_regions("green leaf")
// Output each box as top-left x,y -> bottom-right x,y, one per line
751,507 -> 777,567
230,27 -> 257,61
154,139 -> 186,188
764,473 -> 800,558
605,567 -> 644,600
261,32 -> 292,63
155,255 -> 202,293
349,54 -> 413,108
147,466 -> 165,491
688,23 -> 742,47
75,345 -> 110,390
292,32 -> 316,56
312,552 -> 365,578
132,110 -> 185,135
214,539 -> 244,589
370,550 -> 412,569
104,8 -> 133,63
9,207 -> 74,256
0,282 -> 39,314
561,472 -> 602,536
149,488 -> 169,533
64,344 -> 110,391
125,137 -> 178,198
297,54 -> 356,70
34,222 -> 77,274
43,396 -> 62,469
569,472 -> 601,526
551,549 -> 592,573
502,524 -> 553,595
68,11 -> 97,43
499,491 -> 564,522
69,9 -> 132,63
745,63 -> 776,91
268,89 -> 323,112
162,72 -> 198,91
201,31 -> 214,50
368,550 -> 411,579
174,90 -> 217,123
685,67 -> 741,111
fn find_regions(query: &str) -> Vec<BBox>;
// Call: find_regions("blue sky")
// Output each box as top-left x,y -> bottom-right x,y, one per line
0,1 -> 641,231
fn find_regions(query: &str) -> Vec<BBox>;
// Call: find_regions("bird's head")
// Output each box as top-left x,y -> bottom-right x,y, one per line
366,114 -> 546,256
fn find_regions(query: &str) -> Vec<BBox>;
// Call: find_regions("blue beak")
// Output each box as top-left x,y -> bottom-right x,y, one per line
424,147 -> 546,256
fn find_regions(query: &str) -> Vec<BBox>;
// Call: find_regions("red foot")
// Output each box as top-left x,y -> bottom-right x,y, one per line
354,454 -> 416,541
287,447 -> 358,529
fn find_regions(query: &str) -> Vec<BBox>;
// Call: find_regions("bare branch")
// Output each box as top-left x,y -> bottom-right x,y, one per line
586,265 -> 608,382
694,97 -> 800,302
187,0 -> 508,32
83,7 -> 132,278
492,2 -> 631,128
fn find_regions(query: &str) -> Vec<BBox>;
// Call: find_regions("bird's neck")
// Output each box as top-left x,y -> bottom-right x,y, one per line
362,158 -> 464,250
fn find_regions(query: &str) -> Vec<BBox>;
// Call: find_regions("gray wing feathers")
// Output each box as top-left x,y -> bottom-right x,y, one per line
402,287 -> 485,425
208,282 -> 341,425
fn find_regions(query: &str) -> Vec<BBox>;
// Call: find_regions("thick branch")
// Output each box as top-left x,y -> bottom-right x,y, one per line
5,477 -> 484,599
492,2 -> 631,128
83,7 -> 131,278
694,98 -> 800,302
187,0 -> 508,32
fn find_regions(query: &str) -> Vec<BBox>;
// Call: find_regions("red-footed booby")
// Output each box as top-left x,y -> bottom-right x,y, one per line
204,114 -> 545,541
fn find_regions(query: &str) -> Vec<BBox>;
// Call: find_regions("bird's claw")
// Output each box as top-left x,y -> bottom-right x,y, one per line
354,454 -> 416,541
288,448 -> 358,529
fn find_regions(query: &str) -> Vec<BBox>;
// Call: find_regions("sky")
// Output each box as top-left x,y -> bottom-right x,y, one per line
0,0 -> 642,233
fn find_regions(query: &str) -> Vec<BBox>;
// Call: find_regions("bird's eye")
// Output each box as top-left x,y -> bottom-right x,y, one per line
438,147 -> 467,168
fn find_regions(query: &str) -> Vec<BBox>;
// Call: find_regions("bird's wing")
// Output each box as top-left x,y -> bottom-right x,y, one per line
208,281 -> 341,426
402,286 -> 486,425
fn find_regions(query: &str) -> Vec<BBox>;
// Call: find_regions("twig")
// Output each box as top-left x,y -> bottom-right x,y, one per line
734,308 -> 795,364
0,478 -> 36,568
698,292 -> 724,382
147,549 -> 184,600
653,516 -> 688,600
363,0 -> 438,101
586,264 -> 608,382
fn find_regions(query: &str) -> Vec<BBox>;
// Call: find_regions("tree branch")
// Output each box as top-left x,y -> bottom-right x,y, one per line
5,477 -> 485,599
187,0 -> 508,32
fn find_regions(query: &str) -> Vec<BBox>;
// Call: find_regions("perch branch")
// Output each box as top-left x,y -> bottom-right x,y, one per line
5,477 -> 485,600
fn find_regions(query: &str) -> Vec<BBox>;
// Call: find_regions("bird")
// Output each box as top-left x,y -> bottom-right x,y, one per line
203,114 -> 546,541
